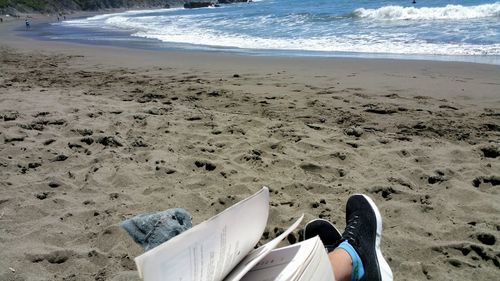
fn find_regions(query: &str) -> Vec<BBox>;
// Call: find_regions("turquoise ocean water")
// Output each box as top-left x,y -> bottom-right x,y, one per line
43,0 -> 500,64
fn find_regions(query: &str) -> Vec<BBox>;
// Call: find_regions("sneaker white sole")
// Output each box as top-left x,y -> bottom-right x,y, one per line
360,194 -> 394,281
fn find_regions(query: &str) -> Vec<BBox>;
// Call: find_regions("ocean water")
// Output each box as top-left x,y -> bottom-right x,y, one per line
45,0 -> 500,64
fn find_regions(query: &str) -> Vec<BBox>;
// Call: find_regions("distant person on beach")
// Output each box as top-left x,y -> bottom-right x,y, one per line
304,194 -> 393,281
0,18 -> 3,23
25,19 -> 30,30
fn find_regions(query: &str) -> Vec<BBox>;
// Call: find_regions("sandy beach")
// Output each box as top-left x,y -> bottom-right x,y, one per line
1,15 -> 499,281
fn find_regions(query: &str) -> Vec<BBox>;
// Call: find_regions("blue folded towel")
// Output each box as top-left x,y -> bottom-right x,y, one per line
121,208 -> 193,251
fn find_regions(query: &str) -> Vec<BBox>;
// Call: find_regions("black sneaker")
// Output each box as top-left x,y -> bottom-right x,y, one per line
341,194 -> 393,281
303,219 -> 341,252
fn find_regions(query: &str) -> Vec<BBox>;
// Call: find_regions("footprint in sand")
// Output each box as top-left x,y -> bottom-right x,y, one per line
194,160 -> 217,171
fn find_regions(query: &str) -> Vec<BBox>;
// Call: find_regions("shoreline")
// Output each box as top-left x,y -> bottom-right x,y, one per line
4,9 -> 500,66
1,8 -> 499,281
1,12 -> 499,102
29,23 -> 500,66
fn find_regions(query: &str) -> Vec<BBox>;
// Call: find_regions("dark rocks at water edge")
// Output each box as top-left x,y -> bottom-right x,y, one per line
184,2 -> 215,9
184,0 -> 250,9
218,0 -> 251,3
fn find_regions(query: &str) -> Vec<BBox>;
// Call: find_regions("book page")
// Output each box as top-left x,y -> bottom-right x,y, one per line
295,238 -> 334,281
223,214 -> 303,281
239,236 -> 335,281
239,244 -> 302,281
134,187 -> 270,281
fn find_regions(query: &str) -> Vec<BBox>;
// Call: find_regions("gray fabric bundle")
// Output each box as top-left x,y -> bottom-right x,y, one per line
121,208 -> 193,251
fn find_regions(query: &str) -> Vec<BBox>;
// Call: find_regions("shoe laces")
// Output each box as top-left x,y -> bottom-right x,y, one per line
343,214 -> 360,245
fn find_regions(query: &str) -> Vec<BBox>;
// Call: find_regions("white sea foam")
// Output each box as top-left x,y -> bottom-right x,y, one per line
55,3 -> 500,59
355,3 -> 500,20
131,27 -> 500,56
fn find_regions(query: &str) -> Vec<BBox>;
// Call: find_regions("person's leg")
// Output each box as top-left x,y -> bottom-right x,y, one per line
328,248 -> 353,281
303,195 -> 392,281
303,219 -> 344,280
329,194 -> 393,281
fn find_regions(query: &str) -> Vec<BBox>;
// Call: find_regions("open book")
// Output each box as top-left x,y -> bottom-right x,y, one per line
134,187 -> 335,281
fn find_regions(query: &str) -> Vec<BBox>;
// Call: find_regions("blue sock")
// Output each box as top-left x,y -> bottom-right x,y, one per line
338,240 -> 365,281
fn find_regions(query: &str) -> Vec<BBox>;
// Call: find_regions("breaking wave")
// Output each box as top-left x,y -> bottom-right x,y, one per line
354,3 -> 500,20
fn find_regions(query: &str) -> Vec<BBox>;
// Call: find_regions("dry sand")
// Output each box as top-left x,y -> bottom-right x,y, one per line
0,15 -> 499,281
